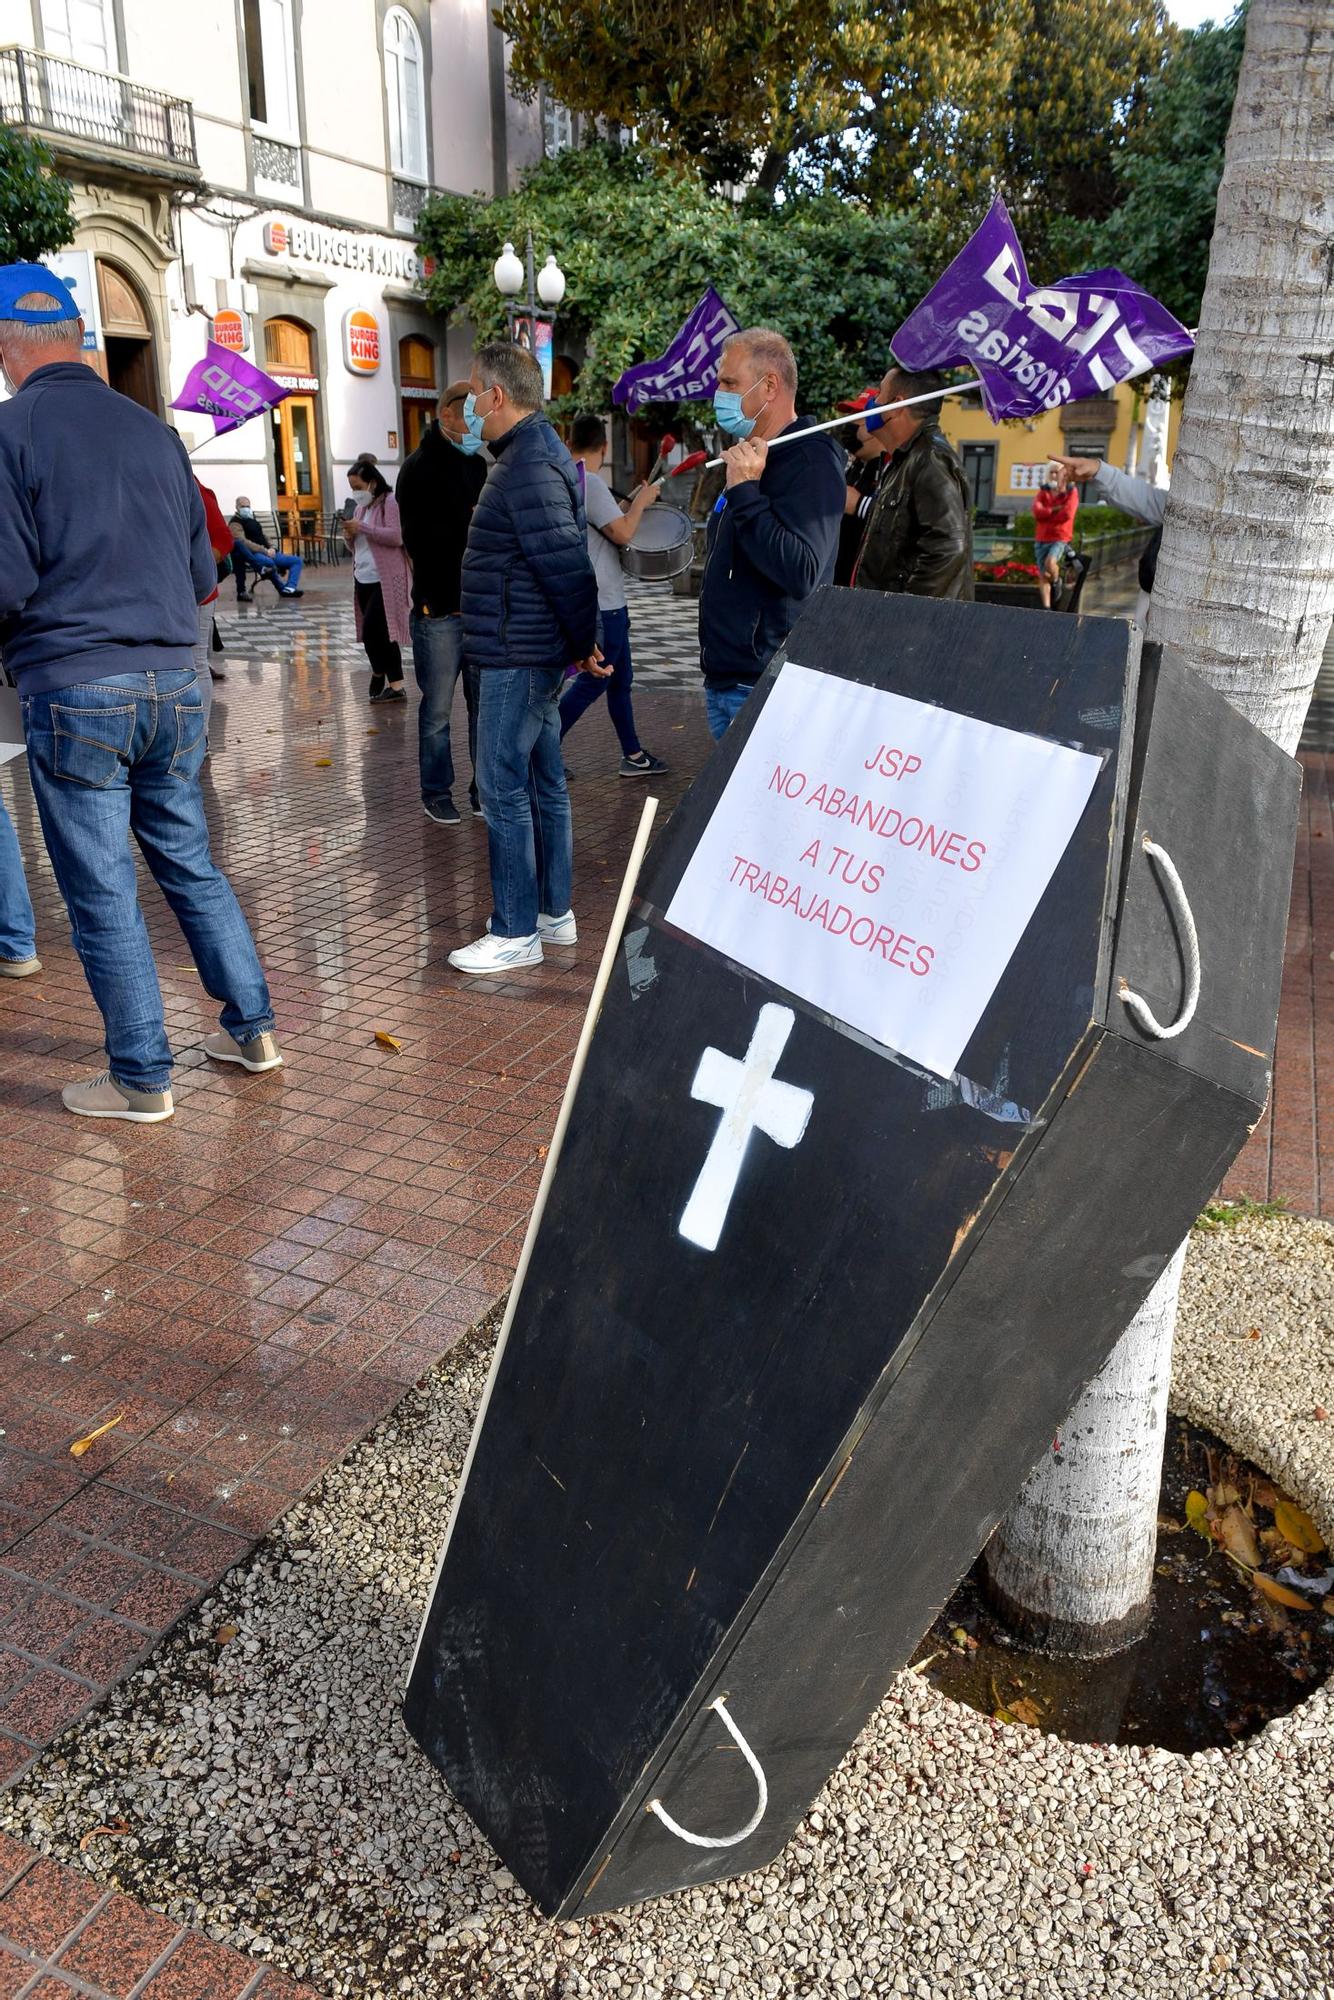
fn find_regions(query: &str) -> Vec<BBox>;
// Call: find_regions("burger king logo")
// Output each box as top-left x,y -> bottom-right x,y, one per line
343,307 -> 381,375
212,308 -> 248,352
263,220 -> 289,256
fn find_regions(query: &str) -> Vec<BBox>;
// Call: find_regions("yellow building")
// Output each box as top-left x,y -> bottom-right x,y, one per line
937,379 -> 1182,518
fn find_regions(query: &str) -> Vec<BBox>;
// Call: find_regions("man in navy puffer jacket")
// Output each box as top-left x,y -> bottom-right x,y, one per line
450,342 -> 603,975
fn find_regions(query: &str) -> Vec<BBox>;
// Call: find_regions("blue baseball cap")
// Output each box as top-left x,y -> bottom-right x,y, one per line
0,263 -> 81,322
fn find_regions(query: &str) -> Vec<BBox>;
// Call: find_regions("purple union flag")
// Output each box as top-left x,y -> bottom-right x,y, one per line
893,198 -> 1194,422
171,340 -> 292,438
612,289 -> 740,412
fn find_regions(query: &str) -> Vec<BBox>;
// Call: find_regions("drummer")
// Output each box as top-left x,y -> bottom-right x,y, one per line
559,414 -> 668,777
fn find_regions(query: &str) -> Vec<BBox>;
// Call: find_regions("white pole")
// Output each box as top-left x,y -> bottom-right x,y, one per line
703,381 -> 981,469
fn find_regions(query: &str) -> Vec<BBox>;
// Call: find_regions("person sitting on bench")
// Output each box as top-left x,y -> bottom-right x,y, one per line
228,516 -> 303,597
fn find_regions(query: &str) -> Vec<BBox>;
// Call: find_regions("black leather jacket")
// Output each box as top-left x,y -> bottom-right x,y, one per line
853,424 -> 974,600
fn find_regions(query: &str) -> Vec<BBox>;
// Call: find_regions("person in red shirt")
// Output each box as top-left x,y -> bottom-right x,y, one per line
1032,464 -> 1078,609
194,478 -> 233,730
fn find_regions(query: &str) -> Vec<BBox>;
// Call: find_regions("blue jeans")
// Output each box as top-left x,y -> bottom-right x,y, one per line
705,682 -> 752,740
476,666 -> 572,938
0,800 -> 36,961
22,668 -> 275,1092
559,606 -> 641,757
410,612 -> 479,810
234,543 -> 303,593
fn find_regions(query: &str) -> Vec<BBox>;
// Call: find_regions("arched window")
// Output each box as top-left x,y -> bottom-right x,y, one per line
384,7 -> 427,181
264,316 -> 314,374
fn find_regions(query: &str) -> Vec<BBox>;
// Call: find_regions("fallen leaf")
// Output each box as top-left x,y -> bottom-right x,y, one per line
315,757 -> 333,767
79,1820 -> 131,1851
1322,1596 -> 1334,1615
373,1031 -> 403,1051
69,1410 -> 125,1457
536,1144 -> 549,1159
1252,1572 -> 1312,1611
214,1623 -> 239,1646
1217,1504 -> 1261,1568
1009,1696 -> 1043,1727
1208,1481 -> 1240,1509
1184,1490 -> 1211,1537
1274,1500 -> 1326,1556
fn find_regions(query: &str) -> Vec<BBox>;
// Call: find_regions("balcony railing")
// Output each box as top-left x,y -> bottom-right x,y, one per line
392,176 -> 441,233
0,44 -> 197,170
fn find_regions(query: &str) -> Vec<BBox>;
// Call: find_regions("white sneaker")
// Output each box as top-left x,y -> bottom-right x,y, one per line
448,931 -> 543,974
484,911 -> 577,945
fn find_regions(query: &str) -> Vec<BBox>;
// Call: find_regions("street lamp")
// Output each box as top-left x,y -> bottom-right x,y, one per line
492,228 -> 564,331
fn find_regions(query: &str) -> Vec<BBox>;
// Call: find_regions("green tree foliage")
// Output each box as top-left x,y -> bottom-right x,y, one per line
803,0 -> 1173,272
494,0 -> 996,191
497,0 -> 1172,276
419,144 -> 927,415
0,130 -> 74,263
1094,6 -> 1247,327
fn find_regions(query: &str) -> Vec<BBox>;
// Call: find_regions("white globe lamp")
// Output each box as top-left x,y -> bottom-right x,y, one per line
536,253 -> 567,308
493,242 -> 524,297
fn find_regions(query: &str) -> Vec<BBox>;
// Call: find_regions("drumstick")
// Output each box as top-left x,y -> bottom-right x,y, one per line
668,450 -> 707,477
643,431 -> 678,486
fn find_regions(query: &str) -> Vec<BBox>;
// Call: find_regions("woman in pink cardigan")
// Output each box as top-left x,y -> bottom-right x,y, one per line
344,457 -> 413,703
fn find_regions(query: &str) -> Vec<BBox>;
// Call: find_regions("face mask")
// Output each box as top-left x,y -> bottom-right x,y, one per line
463,389 -> 493,444
714,379 -> 769,439
452,428 -> 485,457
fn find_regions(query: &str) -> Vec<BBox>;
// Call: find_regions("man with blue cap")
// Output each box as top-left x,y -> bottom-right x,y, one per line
0,263 -> 282,1121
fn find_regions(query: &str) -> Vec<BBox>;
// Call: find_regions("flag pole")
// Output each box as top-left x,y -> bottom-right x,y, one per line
703,381 -> 981,469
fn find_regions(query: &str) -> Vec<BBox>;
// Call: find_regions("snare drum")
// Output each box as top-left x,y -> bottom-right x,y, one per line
620,505 -> 695,583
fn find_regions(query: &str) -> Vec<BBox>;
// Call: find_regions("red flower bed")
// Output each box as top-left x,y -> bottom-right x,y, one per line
974,559 -> 1042,583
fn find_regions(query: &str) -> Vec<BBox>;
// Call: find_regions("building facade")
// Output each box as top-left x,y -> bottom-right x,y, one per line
937,377 -> 1182,520
0,0 -> 571,525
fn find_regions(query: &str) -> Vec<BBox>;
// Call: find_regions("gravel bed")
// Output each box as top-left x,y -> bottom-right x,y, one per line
3,1215 -> 1332,2000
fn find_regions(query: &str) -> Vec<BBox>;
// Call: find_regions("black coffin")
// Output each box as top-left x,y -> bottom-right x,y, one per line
404,589 -> 1299,1916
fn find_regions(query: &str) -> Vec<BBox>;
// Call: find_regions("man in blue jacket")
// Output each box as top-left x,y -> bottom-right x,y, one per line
698,328 -> 846,738
451,342 -> 603,976
0,264 -> 281,1121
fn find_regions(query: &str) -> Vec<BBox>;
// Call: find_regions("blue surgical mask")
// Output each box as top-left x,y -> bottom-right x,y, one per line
452,429 -> 485,457
462,389 -> 490,443
714,388 -> 755,439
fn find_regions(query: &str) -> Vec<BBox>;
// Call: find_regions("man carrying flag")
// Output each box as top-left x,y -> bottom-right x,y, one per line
0,263 -> 281,1121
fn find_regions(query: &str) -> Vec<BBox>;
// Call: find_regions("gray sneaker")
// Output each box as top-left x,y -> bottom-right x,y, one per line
205,1029 -> 284,1073
0,955 -> 41,978
62,1071 -> 174,1122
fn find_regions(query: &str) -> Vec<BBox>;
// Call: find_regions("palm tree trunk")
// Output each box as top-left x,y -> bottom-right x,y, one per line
985,0 -> 1334,1658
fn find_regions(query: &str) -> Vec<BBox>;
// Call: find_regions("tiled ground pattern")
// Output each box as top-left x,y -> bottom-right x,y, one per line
0,580 -> 711,1794
0,1828 -> 319,1997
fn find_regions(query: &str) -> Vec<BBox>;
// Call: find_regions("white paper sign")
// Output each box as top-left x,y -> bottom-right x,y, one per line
666,662 -> 1102,1078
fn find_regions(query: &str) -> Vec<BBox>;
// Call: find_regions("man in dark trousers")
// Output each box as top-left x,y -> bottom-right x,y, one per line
231,493 -> 269,600
450,341 -> 601,976
853,362 -> 973,600
0,263 -> 281,1121
697,327 -> 845,738
395,379 -> 487,825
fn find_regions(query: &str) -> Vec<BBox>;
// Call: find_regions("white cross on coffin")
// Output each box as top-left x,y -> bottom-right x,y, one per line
679,1004 -> 815,1254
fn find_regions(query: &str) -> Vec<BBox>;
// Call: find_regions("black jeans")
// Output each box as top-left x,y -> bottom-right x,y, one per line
355,580 -> 403,681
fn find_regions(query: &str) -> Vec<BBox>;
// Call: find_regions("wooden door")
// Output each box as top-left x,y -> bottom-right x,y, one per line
273,394 -> 321,539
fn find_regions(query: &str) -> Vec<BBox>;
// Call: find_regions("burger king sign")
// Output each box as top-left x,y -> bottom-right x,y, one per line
343,308 -> 381,376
